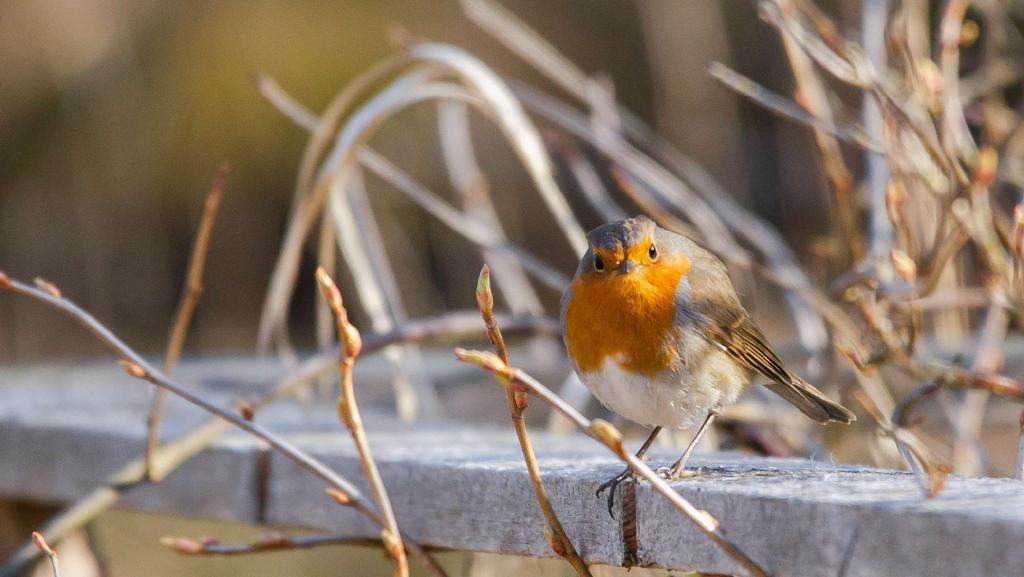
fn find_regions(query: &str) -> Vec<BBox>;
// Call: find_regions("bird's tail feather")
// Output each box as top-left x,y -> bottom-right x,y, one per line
766,376 -> 856,424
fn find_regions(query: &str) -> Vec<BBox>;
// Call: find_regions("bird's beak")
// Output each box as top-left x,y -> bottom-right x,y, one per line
617,259 -> 638,274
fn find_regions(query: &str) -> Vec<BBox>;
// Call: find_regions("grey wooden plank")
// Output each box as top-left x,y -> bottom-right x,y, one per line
263,430 -> 1024,577
1,358 -> 1023,577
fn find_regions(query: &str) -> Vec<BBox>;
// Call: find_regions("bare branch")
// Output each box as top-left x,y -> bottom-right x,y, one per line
145,164 -> 228,480
475,266 -> 592,577
32,533 -> 59,577
316,268 -> 409,577
0,274 -> 468,577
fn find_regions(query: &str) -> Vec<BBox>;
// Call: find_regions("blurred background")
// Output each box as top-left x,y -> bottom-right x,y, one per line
0,0 -> 893,362
4,1 -> 1024,576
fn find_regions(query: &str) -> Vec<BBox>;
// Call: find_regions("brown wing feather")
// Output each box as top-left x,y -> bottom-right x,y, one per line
682,305 -> 855,424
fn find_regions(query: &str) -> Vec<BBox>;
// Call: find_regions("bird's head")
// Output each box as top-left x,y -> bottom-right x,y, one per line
574,216 -> 691,300
564,215 -> 693,375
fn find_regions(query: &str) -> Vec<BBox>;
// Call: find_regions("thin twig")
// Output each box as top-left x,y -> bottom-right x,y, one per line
708,61 -> 880,151
19,321 -> 538,574
0,309 -> 553,577
32,533 -> 59,577
0,275 -> 455,577
889,383 -> 951,497
161,532 -> 443,556
145,164 -> 228,480
316,268 -> 409,577
439,100 -> 547,316
475,266 -> 592,577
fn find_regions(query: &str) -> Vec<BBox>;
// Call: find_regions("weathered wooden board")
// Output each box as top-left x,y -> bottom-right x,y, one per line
1,358 -> 1023,577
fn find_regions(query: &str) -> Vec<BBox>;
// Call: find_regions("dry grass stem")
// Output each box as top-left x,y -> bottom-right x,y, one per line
546,132 -> 628,222
708,61 -> 880,151
455,348 -> 771,577
316,267 -> 409,577
258,43 -> 589,365
328,167 -> 442,420
439,100 -> 546,316
255,72 -> 571,294
475,266 -> 592,577
145,164 -> 228,480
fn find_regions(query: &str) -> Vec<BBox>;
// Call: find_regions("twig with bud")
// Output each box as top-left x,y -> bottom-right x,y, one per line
315,268 -> 409,577
475,265 -> 592,577
1,309 -> 553,577
145,164 -> 228,480
32,533 -> 59,577
0,273 -> 447,577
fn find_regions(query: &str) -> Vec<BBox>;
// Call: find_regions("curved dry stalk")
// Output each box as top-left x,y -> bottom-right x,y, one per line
475,266 -> 592,577
329,167 -> 443,420
260,43 -> 589,356
454,348 -> 771,577
258,68 -> 471,363
266,65 -> 560,289
547,132 -> 629,222
316,268 -> 408,577
439,100 -> 546,316
256,71 -> 571,301
0,274 -> 465,577
145,164 -> 227,480
254,55 -> 412,354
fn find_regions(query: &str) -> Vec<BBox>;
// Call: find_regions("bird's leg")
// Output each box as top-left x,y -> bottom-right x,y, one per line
658,410 -> 718,481
596,426 -> 662,517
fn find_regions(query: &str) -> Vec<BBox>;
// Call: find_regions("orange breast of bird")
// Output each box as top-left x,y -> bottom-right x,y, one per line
564,249 -> 691,378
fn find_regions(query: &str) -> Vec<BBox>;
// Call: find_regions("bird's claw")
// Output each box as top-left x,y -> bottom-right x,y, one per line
595,468 -> 634,519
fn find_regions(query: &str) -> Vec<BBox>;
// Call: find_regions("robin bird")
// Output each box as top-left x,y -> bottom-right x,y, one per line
560,215 -> 854,514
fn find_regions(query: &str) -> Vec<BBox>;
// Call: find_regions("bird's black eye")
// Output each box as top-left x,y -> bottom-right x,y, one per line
648,243 -> 659,261
593,255 -> 605,272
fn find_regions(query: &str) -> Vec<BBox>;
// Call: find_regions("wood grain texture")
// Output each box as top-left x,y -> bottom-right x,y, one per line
2,358 -> 1023,576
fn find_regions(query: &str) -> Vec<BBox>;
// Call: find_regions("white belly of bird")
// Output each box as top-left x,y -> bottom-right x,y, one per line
578,348 -> 748,429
